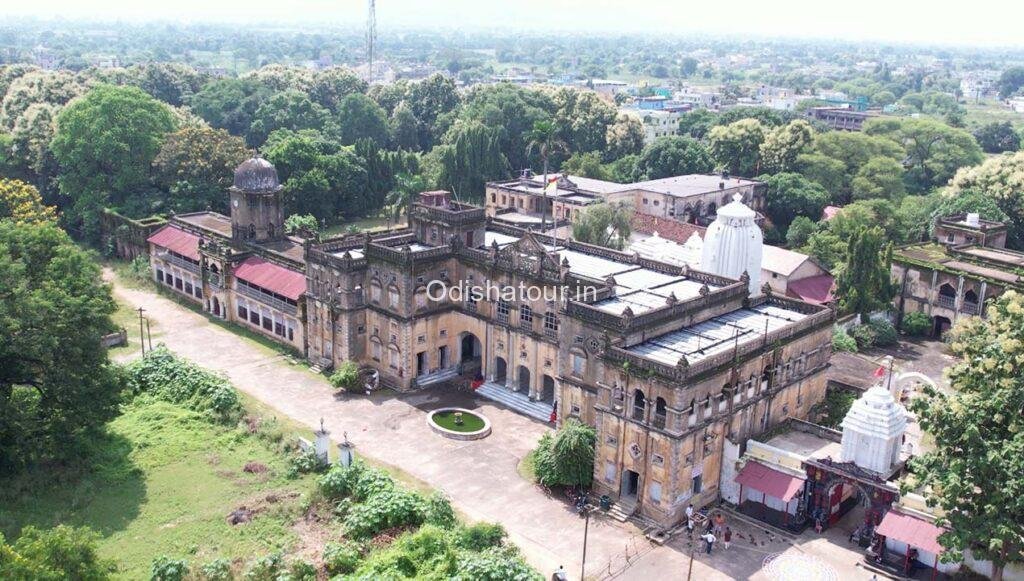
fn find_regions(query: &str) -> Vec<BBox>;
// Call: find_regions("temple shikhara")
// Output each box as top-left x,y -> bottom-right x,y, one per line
145,156 -> 835,528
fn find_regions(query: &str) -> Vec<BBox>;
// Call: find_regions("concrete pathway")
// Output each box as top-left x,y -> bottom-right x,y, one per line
108,272 -> 891,580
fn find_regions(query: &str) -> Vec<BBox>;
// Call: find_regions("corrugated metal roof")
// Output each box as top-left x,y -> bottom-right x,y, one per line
147,225 -> 200,261
233,257 -> 306,301
875,510 -> 946,555
735,460 -> 806,502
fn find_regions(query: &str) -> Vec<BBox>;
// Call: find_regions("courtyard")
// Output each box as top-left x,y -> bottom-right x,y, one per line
108,269 -> 914,580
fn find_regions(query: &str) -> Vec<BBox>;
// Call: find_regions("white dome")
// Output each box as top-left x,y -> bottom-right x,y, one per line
699,193 -> 762,295
840,385 -> 908,474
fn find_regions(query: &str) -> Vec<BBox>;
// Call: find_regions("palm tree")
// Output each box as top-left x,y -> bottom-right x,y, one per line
384,173 -> 427,228
525,120 -> 569,231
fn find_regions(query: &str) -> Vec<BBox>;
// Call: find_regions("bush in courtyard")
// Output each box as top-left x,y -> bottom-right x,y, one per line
286,448 -> 328,479
287,559 -> 316,580
199,558 -> 232,581
317,460 -> 395,502
323,541 -> 363,575
831,329 -> 858,353
150,556 -> 189,581
849,324 -> 877,349
124,345 -> 241,422
901,311 -> 931,337
869,320 -> 898,347
329,361 -> 363,393
452,523 -> 508,551
817,388 -> 858,428
532,418 -> 597,488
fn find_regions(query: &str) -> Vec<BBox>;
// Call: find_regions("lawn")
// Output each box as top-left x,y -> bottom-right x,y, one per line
430,410 -> 486,432
0,399 -> 322,579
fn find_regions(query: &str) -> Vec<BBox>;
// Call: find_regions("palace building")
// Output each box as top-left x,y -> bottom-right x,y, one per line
144,156 -> 833,529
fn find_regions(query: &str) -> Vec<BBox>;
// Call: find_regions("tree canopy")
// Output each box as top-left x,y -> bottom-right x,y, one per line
0,220 -> 122,473
835,226 -> 895,323
571,202 -> 632,250
151,126 -> 249,214
909,291 -> 1024,580
634,136 -> 714,181
709,118 -> 766,177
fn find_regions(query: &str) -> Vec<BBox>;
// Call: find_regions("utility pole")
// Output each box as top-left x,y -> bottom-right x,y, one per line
146,318 -> 153,352
580,501 -> 591,581
137,307 -> 146,356
366,0 -> 376,83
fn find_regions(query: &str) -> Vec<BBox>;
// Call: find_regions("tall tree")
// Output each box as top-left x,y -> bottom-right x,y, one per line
0,221 -> 122,473
759,120 -> 813,174
551,88 -> 617,154
835,226 -> 895,323
526,120 -> 569,229
634,135 -> 714,180
384,173 -> 427,225
0,178 -> 56,225
997,66 -> 1024,98
308,67 -> 368,113
909,291 -> 1024,581
152,126 -> 249,214
247,90 -> 336,146
761,172 -> 829,234
973,121 -> 1021,154
604,114 -> 645,161
946,151 -> 1024,247
50,84 -> 177,238
432,121 -> 509,202
188,78 -> 272,142
336,93 -> 389,146
864,117 -> 983,193
571,202 -> 632,250
709,118 -> 767,177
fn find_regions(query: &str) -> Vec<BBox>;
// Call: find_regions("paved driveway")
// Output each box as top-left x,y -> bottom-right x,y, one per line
107,273 -> 694,579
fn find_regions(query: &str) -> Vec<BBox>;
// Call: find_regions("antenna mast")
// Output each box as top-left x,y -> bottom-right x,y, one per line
366,0 -> 377,83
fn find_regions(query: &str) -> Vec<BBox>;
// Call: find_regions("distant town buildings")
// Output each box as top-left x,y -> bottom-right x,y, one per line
805,106 -> 874,132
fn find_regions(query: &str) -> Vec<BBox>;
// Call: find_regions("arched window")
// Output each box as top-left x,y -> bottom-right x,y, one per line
761,365 -> 772,391
248,223 -> 256,239
388,284 -> 400,308
632,390 -> 646,421
654,397 -> 667,428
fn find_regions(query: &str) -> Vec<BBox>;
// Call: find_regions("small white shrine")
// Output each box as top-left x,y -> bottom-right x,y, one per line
840,385 -> 908,475
700,193 -> 763,296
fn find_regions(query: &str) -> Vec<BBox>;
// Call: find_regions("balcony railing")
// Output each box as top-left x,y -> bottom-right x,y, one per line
936,295 -> 956,310
157,251 -> 200,274
236,283 -> 298,316
961,301 -> 979,315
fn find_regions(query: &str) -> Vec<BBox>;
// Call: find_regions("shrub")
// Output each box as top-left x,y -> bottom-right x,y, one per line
831,329 -> 858,353
532,419 -> 596,487
453,546 -> 541,581
151,556 -> 189,581
286,449 -> 328,479
244,552 -> 286,581
199,558 -> 232,581
342,486 -> 427,539
323,542 -> 363,575
849,324 -> 877,349
452,523 -> 507,551
317,460 -> 395,502
424,492 -> 457,529
0,525 -> 116,580
288,559 -> 316,580
124,345 -> 241,422
329,361 -> 363,393
901,311 -> 931,337
869,320 -> 898,347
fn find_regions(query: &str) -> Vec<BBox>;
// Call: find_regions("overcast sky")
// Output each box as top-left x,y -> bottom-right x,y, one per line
6,0 -> 1024,47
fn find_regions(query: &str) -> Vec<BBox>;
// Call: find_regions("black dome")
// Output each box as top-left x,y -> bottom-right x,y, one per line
232,156 -> 281,193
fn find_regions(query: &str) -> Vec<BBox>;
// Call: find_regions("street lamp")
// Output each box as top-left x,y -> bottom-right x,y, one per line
579,493 -> 592,581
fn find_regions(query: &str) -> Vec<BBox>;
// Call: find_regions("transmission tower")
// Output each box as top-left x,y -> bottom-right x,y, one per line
366,0 -> 377,83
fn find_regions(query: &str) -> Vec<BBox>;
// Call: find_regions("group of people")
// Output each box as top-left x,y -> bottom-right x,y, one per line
685,504 -> 732,555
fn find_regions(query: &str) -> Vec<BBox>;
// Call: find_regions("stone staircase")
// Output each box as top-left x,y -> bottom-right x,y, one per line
605,498 -> 638,523
474,382 -> 553,423
415,367 -> 459,387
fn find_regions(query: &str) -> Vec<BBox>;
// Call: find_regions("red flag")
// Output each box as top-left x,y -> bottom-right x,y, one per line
873,366 -> 886,378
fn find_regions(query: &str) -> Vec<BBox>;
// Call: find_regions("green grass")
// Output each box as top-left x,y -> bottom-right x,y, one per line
322,215 -> 402,237
430,410 -> 486,433
0,399 -> 321,579
517,449 -> 538,483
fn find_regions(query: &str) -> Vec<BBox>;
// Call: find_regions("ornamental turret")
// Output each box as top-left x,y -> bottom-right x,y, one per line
229,156 -> 285,243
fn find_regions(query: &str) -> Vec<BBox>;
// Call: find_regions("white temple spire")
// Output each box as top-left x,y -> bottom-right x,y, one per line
699,193 -> 762,295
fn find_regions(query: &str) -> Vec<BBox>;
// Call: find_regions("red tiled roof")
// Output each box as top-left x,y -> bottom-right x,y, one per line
734,461 -> 806,502
876,510 -> 947,555
631,212 -> 706,245
147,225 -> 200,261
786,274 -> 835,305
233,257 -> 306,300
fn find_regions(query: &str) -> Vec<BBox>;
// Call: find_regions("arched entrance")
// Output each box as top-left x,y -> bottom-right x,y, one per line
460,332 -> 482,363
212,296 -> 221,317
932,315 -> 951,338
540,375 -> 555,404
516,365 -> 531,394
494,357 -> 507,386
621,469 -> 640,501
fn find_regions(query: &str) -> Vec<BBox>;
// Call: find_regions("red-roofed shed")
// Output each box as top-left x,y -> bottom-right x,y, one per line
147,225 -> 201,261
233,257 -> 306,301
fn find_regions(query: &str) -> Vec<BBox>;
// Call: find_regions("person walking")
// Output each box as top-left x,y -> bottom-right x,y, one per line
723,527 -> 732,550
686,504 -> 694,522
701,531 -> 716,554
552,564 -> 568,581
713,512 -> 725,536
